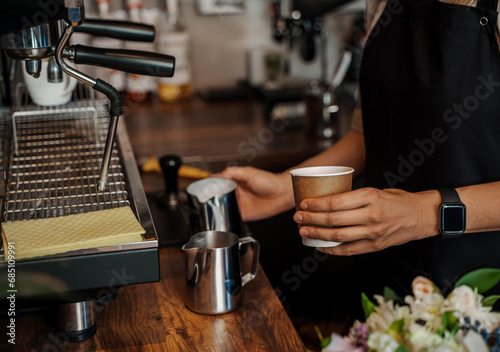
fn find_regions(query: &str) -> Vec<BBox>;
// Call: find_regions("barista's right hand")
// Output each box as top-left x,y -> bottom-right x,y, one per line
219,166 -> 294,221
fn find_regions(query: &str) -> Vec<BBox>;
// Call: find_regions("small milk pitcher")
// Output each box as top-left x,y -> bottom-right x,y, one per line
182,231 -> 260,315
186,177 -> 245,237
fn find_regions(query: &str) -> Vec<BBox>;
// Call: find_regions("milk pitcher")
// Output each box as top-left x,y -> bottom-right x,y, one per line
182,231 -> 260,315
186,177 -> 245,237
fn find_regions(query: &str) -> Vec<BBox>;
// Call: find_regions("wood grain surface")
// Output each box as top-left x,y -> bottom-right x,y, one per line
0,247 -> 306,352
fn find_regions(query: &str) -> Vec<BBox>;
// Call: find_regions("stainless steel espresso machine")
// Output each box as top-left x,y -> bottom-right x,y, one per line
0,0 -> 175,341
267,0 -> 363,140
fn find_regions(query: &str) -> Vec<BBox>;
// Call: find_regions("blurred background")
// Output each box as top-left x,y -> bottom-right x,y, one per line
80,0 -> 365,90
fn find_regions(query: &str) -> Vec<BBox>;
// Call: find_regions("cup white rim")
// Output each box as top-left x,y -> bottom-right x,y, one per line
302,238 -> 342,247
289,166 -> 354,177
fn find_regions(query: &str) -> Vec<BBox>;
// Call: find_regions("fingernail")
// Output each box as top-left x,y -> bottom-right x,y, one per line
300,201 -> 308,210
294,213 -> 303,222
300,228 -> 309,238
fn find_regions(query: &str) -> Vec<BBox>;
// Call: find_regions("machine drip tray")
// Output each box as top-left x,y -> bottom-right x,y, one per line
146,192 -> 190,247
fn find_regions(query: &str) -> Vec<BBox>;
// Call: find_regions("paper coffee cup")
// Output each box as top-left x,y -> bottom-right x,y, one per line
289,166 -> 354,247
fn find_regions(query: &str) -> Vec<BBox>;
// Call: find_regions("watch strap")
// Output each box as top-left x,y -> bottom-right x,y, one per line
438,188 -> 462,203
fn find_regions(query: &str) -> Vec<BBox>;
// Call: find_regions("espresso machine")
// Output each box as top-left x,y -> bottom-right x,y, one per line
269,0 -> 364,140
0,0 -> 175,341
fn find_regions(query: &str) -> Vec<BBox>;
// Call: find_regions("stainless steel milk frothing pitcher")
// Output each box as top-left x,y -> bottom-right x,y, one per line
186,177 -> 245,237
182,231 -> 260,315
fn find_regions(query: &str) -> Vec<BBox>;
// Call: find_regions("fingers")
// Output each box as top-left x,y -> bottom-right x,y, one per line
294,206 -> 372,228
298,224 -> 373,244
219,166 -> 257,184
299,187 -> 376,212
218,166 -> 246,180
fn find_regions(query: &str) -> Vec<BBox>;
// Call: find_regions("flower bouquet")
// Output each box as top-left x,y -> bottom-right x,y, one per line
320,268 -> 500,352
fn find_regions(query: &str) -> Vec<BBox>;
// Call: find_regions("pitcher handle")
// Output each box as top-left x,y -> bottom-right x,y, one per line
239,237 -> 260,286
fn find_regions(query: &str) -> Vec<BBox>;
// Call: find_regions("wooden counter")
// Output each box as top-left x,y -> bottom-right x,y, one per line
1,247 -> 306,352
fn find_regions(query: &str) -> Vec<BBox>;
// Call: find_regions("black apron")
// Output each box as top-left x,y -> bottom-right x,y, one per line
359,0 -> 500,294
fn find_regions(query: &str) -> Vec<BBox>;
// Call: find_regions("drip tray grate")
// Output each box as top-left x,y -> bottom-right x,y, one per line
3,102 -> 129,223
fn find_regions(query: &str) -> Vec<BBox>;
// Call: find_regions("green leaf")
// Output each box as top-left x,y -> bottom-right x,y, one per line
314,325 -> 332,348
450,324 -> 461,335
439,310 -> 459,336
314,325 -> 324,341
438,311 -> 448,337
361,292 -> 376,319
482,295 -> 500,307
383,286 -> 402,302
320,336 -> 332,348
396,346 -> 410,352
387,318 -> 405,342
446,311 -> 458,330
454,268 -> 500,293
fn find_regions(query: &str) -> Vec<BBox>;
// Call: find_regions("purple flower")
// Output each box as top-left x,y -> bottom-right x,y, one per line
322,333 -> 366,352
322,321 -> 369,352
346,321 -> 369,350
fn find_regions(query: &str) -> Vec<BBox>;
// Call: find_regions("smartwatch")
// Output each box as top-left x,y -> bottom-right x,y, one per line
438,188 -> 466,237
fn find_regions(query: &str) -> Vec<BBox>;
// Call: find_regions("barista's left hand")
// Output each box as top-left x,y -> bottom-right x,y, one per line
293,187 -> 441,256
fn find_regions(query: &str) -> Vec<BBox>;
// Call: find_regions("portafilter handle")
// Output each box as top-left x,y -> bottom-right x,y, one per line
66,45 -> 175,78
74,18 -> 155,42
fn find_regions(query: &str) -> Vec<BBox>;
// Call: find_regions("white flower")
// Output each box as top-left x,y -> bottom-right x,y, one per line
409,326 -> 442,350
461,330 -> 489,352
431,344 -> 467,352
405,292 -> 445,332
409,326 -> 466,352
445,285 -> 500,331
367,332 -> 399,352
366,295 -> 411,334
446,286 -> 478,316
412,276 -> 436,300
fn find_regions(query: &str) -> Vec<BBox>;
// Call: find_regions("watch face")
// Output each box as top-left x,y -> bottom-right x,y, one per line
440,204 -> 466,234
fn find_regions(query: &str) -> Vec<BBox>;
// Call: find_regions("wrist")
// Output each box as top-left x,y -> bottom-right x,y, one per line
279,171 -> 295,208
417,190 -> 442,237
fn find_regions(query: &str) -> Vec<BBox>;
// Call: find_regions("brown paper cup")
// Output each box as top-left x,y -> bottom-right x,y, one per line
289,166 -> 354,247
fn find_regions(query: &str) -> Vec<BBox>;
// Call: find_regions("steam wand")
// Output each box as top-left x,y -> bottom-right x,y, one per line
55,25 -> 122,192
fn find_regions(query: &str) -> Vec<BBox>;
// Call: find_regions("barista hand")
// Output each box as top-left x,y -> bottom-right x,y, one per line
219,166 -> 294,221
294,187 -> 441,255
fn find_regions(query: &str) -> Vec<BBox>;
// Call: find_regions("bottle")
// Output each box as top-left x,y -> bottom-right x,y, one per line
157,0 -> 193,103
92,0 -> 127,94
125,0 -> 156,103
